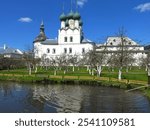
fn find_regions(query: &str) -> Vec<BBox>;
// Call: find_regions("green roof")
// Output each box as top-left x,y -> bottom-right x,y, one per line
73,12 -> 81,20
60,13 -> 67,21
67,11 -> 74,19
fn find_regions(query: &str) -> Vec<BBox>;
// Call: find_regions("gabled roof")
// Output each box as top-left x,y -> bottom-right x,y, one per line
105,37 -> 140,46
0,47 -> 23,55
41,39 -> 58,45
82,39 -> 94,43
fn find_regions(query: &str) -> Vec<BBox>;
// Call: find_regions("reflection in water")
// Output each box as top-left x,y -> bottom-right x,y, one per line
0,82 -> 150,113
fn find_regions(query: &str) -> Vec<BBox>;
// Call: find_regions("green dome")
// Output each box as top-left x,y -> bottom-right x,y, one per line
79,20 -> 83,26
60,13 -> 66,21
67,11 -> 74,19
73,12 -> 81,20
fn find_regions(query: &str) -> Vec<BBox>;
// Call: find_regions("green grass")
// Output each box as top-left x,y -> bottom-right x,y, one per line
0,66 -> 148,82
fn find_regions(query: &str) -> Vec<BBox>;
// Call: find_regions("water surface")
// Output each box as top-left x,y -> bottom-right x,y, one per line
0,82 -> 150,113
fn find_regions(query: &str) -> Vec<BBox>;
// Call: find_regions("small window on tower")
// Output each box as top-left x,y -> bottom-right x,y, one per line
129,42 -> 132,45
64,37 -> 67,42
52,49 -> 56,54
82,48 -> 85,54
47,49 -> 50,53
70,37 -> 73,42
110,42 -> 113,45
69,48 -> 72,54
64,48 -> 67,54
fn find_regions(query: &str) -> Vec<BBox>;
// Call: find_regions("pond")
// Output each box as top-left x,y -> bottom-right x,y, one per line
0,82 -> 150,113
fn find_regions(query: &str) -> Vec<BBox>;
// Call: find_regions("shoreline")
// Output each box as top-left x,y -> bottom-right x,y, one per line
0,74 -> 150,99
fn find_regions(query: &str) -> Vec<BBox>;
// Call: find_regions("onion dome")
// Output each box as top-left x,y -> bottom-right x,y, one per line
33,22 -> 47,43
60,13 -> 66,21
79,20 -> 83,26
67,11 -> 74,19
73,12 -> 81,20
65,19 -> 69,27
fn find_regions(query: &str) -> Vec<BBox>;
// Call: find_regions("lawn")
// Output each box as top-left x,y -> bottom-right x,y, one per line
0,66 -> 148,82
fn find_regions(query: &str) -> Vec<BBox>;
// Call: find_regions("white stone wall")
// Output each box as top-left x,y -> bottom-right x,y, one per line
58,28 -> 81,44
34,42 -> 93,59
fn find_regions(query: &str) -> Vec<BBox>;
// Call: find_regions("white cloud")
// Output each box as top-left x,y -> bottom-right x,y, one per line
18,17 -> 32,23
134,3 -> 150,12
77,0 -> 87,8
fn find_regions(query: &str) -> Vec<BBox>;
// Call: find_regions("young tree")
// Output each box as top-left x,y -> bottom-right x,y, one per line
111,27 -> 135,80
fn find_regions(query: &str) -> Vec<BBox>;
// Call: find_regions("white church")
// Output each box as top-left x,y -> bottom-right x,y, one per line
33,9 -> 94,59
33,5 -> 145,65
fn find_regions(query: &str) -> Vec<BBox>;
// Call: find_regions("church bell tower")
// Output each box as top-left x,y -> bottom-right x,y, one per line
58,0 -> 84,44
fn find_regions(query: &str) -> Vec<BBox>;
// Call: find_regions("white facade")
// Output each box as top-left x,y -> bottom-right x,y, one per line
33,11 -> 93,59
33,11 -> 146,66
96,37 -> 146,65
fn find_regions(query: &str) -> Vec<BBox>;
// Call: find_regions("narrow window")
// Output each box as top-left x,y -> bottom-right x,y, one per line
82,48 -> 85,54
64,37 -> 67,42
70,37 -> 73,42
129,42 -> 131,45
64,48 -> 67,54
47,49 -> 50,53
52,49 -> 56,54
69,48 -> 72,54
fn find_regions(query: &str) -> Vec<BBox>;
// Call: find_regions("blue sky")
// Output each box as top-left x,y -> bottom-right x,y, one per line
0,0 -> 150,50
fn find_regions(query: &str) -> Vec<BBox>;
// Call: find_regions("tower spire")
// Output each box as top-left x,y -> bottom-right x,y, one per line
62,1 -> 65,13
40,20 -> 44,33
71,0 -> 73,12
76,0 -> 78,12
41,20 -> 44,26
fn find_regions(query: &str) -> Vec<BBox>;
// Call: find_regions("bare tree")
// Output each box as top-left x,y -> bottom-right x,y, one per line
68,54 -> 78,72
110,27 -> 136,80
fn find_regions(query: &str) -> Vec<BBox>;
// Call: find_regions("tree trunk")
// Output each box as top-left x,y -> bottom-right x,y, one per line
46,66 -> 48,71
112,67 -> 114,72
97,65 -> 102,77
54,70 -> 57,76
89,69 -> 91,75
130,66 -> 132,70
126,66 -> 129,73
64,70 -> 66,74
29,67 -> 31,75
145,65 -> 148,72
78,67 -> 80,71
87,65 -> 90,71
72,66 -> 75,72
92,69 -> 94,76
35,66 -> 37,73
118,67 -> 122,80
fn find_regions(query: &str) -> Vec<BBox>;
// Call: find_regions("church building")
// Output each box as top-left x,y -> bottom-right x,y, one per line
33,7 -> 94,59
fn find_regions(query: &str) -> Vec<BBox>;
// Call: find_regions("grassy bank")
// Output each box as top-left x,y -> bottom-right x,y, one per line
0,73 -> 149,98
0,67 -> 149,99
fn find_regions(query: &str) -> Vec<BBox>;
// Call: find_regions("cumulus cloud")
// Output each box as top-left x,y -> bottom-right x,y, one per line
18,17 -> 32,23
134,2 -> 150,12
77,0 -> 88,8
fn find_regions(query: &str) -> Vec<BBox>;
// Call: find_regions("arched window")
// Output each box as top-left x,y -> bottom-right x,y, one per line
52,48 -> 56,54
47,49 -> 50,53
64,48 -> 67,54
64,37 -> 67,42
82,48 -> 85,54
69,48 -> 72,54
70,36 -> 73,42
